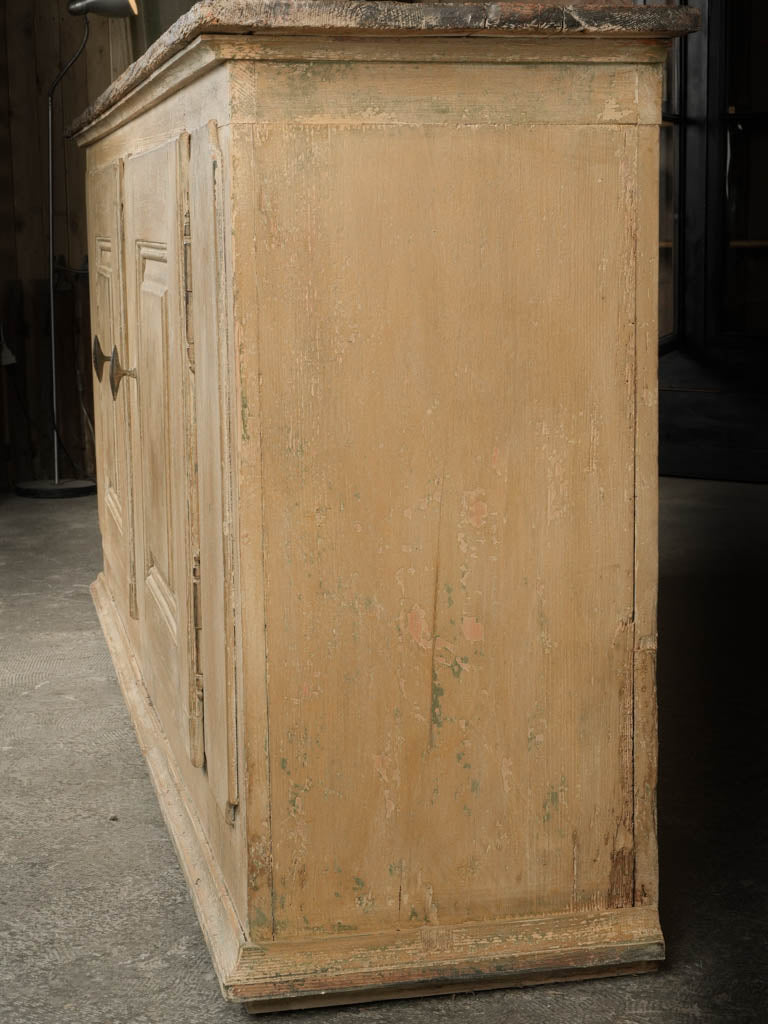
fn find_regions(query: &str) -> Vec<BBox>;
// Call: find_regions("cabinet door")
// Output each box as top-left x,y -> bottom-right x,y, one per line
87,162 -> 137,631
122,138 -> 196,756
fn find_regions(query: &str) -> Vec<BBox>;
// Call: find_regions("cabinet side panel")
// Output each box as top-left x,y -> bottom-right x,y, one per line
250,116 -> 640,939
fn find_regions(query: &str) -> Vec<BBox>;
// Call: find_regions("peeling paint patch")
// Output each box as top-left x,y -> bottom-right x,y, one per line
405,604 -> 432,649
462,489 -> 488,529
462,616 -> 484,643
527,706 -> 547,751
501,756 -> 515,795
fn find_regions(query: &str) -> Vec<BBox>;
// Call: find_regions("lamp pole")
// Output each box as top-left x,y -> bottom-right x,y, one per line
49,15 -> 90,486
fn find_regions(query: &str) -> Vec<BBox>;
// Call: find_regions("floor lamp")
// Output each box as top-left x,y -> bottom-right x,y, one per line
16,0 -> 138,499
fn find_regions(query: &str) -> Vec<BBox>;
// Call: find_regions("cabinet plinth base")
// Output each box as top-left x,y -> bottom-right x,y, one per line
92,573 -> 664,1013
244,963 -> 659,1015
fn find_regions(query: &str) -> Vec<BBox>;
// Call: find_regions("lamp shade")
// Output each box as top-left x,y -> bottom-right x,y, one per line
67,0 -> 138,16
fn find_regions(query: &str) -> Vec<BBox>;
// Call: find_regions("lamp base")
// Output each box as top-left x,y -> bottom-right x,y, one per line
15,478 -> 97,499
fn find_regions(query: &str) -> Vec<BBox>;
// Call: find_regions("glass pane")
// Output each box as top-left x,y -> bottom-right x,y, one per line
659,123 -> 678,339
728,2 -> 768,115
725,121 -> 768,333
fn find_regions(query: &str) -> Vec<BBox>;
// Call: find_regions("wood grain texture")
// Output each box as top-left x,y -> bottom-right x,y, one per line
245,116 -> 639,939
78,14 -> 694,1009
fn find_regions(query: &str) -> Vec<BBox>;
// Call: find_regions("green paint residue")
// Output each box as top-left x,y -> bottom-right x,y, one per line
409,907 -> 419,921
430,676 -> 445,733
471,778 -> 480,794
280,757 -> 290,774
241,393 -> 249,441
251,907 -> 268,928
352,876 -> 366,890
288,779 -> 312,813
542,776 -> 568,823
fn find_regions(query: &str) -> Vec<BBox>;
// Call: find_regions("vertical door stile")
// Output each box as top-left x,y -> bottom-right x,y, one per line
209,120 -> 240,821
179,130 -> 206,769
116,156 -> 139,621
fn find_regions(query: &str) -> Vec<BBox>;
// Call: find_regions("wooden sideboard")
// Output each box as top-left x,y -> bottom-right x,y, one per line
74,1 -> 698,1012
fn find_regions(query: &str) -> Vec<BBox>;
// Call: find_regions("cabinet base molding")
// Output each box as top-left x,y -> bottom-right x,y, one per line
243,963 -> 659,1015
93,572 -> 663,1012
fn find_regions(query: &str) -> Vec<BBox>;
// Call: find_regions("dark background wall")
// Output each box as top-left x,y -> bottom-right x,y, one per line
0,0 -> 196,491
0,0 -> 761,492
0,1 -> 135,489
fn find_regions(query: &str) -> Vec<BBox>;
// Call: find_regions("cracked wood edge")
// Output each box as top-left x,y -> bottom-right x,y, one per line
69,0 -> 699,138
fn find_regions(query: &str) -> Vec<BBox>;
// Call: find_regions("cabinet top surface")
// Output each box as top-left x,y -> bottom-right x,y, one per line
71,0 -> 699,138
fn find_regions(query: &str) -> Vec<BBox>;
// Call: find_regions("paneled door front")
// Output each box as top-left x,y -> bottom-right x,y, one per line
122,138 -> 197,758
87,161 -> 137,637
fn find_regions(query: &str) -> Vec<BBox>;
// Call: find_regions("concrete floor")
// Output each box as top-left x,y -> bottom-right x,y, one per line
1,478 -> 766,1023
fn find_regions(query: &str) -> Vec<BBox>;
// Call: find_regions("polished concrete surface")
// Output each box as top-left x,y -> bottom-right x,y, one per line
1,479 -> 766,1023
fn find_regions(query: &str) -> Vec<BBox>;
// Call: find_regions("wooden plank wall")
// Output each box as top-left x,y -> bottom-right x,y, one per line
0,2 -> 132,488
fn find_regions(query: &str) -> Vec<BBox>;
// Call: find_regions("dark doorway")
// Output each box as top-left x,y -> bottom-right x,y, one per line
659,0 -> 768,483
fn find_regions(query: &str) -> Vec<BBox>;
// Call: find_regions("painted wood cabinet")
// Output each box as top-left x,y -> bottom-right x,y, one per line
75,1 -> 698,1012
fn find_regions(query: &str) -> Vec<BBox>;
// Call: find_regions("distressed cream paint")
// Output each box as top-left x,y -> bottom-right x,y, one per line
76,1 -> 698,1012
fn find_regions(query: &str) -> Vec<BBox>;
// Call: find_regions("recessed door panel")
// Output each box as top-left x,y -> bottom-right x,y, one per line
136,242 -> 176,630
87,164 -> 136,629
123,140 -> 193,753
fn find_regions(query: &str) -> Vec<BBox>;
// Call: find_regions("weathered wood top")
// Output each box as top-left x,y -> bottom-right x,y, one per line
70,1 -> 699,136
